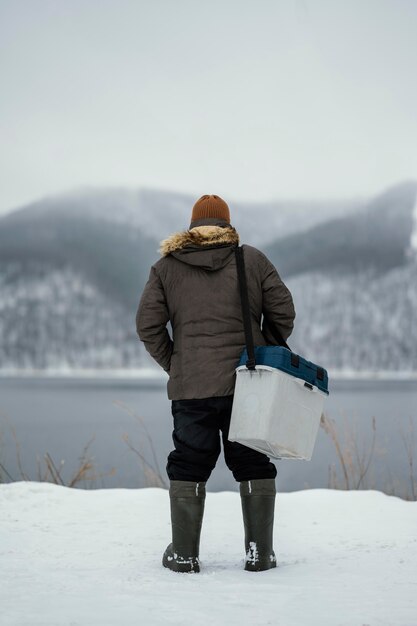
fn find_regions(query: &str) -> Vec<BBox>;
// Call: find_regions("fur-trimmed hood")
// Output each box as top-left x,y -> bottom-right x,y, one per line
158,224 -> 240,271
159,224 -> 240,256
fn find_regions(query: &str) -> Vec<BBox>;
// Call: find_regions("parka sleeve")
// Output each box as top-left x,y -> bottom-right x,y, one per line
135,264 -> 173,373
260,252 -> 296,342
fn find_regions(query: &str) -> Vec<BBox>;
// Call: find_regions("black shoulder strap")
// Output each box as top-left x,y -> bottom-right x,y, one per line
234,245 -> 256,370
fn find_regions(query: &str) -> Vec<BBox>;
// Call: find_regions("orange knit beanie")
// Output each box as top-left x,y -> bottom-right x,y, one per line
191,194 -> 230,224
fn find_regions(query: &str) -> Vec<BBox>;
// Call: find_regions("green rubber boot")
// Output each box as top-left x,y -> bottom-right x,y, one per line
240,478 -> 277,572
162,480 -> 206,573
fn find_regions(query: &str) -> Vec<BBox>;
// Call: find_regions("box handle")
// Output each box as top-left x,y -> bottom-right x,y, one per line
293,378 -> 318,392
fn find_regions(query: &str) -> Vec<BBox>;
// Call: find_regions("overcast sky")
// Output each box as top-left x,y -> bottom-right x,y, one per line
1,0 -> 416,215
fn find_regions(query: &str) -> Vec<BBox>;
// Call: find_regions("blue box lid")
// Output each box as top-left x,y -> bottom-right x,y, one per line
238,345 -> 329,395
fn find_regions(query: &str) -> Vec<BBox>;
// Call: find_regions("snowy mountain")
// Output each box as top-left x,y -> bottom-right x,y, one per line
0,205 -> 158,309
271,181 -> 417,371
265,180 -> 417,276
0,263 -> 143,369
0,181 -> 416,372
2,184 -> 363,247
287,260 -> 417,371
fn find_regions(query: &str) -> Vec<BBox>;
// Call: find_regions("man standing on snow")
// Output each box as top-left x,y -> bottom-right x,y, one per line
136,194 -> 295,573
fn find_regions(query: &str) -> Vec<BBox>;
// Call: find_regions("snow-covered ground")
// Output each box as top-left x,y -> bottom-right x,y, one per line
1,483 -> 416,626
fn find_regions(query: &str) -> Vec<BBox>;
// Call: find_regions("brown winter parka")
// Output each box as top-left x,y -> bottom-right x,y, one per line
135,218 -> 296,400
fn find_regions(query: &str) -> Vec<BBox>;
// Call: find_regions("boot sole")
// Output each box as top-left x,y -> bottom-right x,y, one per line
162,546 -> 200,573
244,552 -> 277,572
244,560 -> 277,572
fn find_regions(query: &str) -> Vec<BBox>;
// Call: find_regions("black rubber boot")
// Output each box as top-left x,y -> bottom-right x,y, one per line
240,478 -> 277,572
162,480 -> 206,573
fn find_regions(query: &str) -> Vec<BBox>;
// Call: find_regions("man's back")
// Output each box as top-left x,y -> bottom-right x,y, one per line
136,221 -> 295,400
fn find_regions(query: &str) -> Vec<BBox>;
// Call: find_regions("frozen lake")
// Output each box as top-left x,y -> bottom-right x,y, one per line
0,375 -> 416,497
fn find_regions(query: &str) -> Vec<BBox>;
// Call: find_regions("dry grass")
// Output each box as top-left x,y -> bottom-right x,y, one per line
399,415 -> 416,501
0,410 -> 115,488
0,401 -> 167,489
112,399 -> 167,489
320,411 -> 417,501
1,405 -> 415,499
36,437 -> 116,488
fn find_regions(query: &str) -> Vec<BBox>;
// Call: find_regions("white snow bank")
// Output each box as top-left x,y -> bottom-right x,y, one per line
0,482 -> 416,626
1,367 -> 417,381
0,367 -> 168,379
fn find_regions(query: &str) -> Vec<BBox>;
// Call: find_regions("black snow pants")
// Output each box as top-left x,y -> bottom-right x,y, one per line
166,394 -> 277,483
